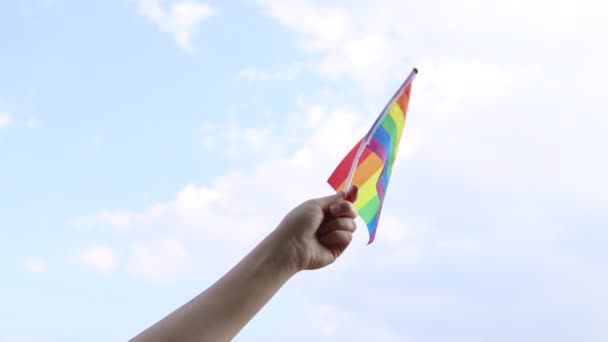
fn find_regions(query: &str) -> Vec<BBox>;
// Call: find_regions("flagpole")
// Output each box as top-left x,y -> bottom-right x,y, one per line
343,68 -> 418,191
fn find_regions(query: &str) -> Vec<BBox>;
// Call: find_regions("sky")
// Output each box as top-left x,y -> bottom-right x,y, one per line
1,0 -> 607,341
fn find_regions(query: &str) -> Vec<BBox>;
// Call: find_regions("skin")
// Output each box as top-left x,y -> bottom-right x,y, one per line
130,185 -> 359,342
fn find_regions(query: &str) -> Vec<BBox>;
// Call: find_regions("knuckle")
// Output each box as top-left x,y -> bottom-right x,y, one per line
347,203 -> 357,214
340,218 -> 356,231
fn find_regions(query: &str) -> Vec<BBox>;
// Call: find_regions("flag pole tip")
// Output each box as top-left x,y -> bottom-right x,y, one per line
413,67 -> 419,74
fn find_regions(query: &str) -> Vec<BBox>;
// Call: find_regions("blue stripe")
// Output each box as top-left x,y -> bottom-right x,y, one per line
371,125 -> 392,160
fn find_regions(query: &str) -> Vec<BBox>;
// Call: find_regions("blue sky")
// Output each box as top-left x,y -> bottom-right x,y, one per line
1,0 -> 607,341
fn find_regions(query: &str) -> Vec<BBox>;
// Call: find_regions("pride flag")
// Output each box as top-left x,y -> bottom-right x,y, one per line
327,68 -> 417,244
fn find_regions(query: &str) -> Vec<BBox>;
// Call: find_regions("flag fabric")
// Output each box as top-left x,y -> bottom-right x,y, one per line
327,68 -> 417,244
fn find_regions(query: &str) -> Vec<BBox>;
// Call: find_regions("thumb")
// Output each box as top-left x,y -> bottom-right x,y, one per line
313,189 -> 347,208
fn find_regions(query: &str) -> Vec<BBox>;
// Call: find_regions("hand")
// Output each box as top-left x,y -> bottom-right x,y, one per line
271,185 -> 359,272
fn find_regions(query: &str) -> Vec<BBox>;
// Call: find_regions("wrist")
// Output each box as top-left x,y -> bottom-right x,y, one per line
260,230 -> 301,277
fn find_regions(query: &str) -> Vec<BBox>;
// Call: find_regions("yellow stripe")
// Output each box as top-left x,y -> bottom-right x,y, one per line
354,166 -> 383,211
388,101 -> 405,141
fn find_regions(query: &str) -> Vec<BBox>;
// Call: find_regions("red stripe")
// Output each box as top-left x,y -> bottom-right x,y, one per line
327,138 -> 372,190
397,84 -> 411,113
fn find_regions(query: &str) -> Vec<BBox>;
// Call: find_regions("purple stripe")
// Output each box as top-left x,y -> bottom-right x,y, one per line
368,136 -> 387,162
376,177 -> 386,201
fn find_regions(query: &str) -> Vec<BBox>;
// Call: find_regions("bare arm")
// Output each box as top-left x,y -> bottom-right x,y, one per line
130,186 -> 359,342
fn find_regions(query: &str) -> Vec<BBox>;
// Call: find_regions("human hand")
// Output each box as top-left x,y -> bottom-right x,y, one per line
270,185 -> 359,272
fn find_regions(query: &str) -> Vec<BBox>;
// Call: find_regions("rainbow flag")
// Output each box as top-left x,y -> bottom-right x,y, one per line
327,68 -> 417,244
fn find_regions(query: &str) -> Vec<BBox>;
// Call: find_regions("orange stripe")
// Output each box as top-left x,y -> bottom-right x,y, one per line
397,85 -> 411,114
337,148 -> 383,189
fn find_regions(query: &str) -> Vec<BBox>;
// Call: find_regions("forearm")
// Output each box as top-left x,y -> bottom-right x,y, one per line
130,232 -> 298,342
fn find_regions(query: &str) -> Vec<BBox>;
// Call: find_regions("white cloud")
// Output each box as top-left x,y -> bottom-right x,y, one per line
200,118 -> 275,157
24,259 -> 47,273
97,211 -> 133,230
255,0 -> 390,88
200,121 -> 218,148
76,245 -> 119,274
0,112 -> 12,129
310,305 -> 338,336
305,303 -> 407,341
73,104 -> 371,281
243,127 -> 273,153
76,59 -> 535,253
255,0 -> 606,93
413,61 -> 543,117
137,0 -> 213,53
128,239 -> 193,280
72,210 -> 133,230
83,0 -> 608,204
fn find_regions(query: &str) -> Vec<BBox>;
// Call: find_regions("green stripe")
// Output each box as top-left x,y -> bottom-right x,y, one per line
359,195 -> 381,223
380,112 -> 398,178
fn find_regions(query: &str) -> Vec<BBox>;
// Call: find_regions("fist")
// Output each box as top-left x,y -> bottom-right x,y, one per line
273,186 -> 359,271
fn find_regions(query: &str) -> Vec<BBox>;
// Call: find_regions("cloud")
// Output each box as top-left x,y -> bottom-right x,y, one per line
136,0 -> 213,53
254,0 -> 421,89
254,0 -> 604,93
128,239 -> 193,280
200,118 -> 275,157
24,259 -> 47,273
74,58 -> 543,277
72,63 -> 528,280
96,211 -> 133,230
0,113 -> 41,131
0,112 -> 12,129
247,0 -> 608,207
72,211 -> 134,231
75,245 -> 119,274
74,103 -> 370,281
306,303 -> 407,341
199,120 -> 217,148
